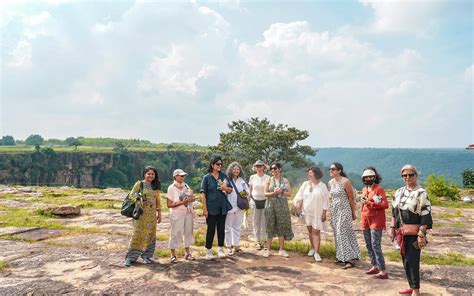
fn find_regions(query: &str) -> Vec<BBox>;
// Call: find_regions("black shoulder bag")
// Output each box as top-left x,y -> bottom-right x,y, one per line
121,181 -> 144,219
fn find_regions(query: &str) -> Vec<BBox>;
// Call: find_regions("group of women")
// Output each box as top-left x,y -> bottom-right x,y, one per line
124,159 -> 432,296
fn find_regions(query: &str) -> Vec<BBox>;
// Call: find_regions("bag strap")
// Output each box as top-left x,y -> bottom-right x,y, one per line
228,176 -> 240,195
397,188 -> 405,226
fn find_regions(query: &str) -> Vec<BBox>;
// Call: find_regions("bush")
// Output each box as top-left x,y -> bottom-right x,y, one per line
462,169 -> 474,189
424,174 -> 460,202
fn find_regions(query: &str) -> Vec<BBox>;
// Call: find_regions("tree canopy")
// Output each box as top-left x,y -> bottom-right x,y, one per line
210,118 -> 315,172
0,135 -> 15,146
25,134 -> 44,146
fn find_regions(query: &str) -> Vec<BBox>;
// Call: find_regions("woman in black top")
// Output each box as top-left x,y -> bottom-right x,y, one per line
200,156 -> 233,260
389,164 -> 432,296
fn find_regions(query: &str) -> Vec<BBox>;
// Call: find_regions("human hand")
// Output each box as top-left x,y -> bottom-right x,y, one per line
156,212 -> 162,223
417,236 -> 427,249
352,212 -> 356,221
203,208 -> 208,219
389,228 -> 395,240
321,213 -> 326,222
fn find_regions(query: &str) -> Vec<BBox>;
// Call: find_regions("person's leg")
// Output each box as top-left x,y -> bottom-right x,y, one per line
216,214 -> 227,247
232,210 -> 244,249
363,229 -> 377,269
206,214 -> 218,250
224,212 -> 235,248
307,226 -> 315,251
124,248 -> 141,265
252,206 -> 261,242
169,213 -> 185,258
278,236 -> 285,250
312,229 -> 321,253
405,236 -> 421,291
371,229 -> 386,274
183,213 -> 195,252
141,240 -> 156,261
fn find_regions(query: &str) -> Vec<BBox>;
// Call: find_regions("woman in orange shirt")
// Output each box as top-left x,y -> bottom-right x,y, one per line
361,167 -> 389,279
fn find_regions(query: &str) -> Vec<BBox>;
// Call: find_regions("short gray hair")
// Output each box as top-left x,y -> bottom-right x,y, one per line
226,162 -> 246,179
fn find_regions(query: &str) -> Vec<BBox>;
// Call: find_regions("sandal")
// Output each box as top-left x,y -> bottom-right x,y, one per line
341,261 -> 355,269
184,253 -> 194,261
170,256 -> 177,263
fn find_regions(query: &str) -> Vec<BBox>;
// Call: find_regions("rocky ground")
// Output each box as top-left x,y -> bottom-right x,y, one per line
0,186 -> 473,295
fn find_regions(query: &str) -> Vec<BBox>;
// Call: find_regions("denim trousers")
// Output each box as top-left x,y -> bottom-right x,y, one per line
363,229 -> 386,271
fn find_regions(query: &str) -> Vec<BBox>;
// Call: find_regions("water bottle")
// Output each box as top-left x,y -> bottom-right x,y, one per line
392,237 -> 400,250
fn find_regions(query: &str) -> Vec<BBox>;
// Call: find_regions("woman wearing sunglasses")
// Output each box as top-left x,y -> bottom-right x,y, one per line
200,156 -> 233,260
263,162 -> 294,258
328,162 -> 360,269
390,165 -> 432,296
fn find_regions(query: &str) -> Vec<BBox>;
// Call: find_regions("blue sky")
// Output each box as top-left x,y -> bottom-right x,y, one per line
1,0 -> 472,148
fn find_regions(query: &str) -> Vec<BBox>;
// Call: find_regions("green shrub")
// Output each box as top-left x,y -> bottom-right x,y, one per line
462,169 -> 474,189
424,174 -> 460,202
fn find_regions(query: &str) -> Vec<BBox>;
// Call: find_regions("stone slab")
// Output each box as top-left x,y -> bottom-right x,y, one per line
0,226 -> 40,236
12,228 -> 66,241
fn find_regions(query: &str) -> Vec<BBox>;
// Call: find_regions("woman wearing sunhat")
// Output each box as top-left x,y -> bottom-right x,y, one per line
248,160 -> 270,250
360,167 -> 389,279
167,169 -> 196,263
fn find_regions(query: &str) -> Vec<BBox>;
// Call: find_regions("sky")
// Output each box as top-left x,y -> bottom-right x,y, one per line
1,0 -> 473,148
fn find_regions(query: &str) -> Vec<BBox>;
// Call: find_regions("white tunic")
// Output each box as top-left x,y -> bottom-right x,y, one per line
293,180 -> 329,231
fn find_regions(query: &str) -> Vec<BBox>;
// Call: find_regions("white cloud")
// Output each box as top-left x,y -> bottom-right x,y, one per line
361,0 -> 441,37
464,64 -> 473,84
91,21 -> 115,33
22,11 -> 51,26
7,39 -> 32,69
386,80 -> 418,96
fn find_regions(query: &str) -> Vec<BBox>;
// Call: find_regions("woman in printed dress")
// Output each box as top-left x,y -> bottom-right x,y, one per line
328,162 -> 360,269
263,162 -> 294,258
124,166 -> 162,267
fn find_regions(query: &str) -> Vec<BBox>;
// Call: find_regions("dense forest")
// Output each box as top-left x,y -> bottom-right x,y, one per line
313,148 -> 473,189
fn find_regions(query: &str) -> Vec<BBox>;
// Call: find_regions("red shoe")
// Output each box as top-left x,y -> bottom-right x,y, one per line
399,288 -> 413,294
374,273 -> 389,279
365,267 -> 380,274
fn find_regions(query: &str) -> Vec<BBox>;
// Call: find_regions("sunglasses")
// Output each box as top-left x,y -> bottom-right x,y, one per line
401,173 -> 416,178
215,163 -> 222,166
271,167 -> 279,170
329,168 -> 337,171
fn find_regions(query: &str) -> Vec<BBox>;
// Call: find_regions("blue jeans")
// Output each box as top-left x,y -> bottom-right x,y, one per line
363,229 -> 386,271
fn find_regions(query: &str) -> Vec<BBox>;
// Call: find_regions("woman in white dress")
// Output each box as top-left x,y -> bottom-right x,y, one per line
293,166 -> 329,262
248,160 -> 270,250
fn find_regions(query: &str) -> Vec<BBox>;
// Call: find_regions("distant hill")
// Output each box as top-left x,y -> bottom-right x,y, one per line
312,148 -> 473,189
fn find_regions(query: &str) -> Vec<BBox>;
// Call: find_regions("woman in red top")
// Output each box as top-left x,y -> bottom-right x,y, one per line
361,167 -> 389,279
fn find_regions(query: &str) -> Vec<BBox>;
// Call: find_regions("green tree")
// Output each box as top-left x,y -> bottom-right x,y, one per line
66,137 -> 82,150
424,174 -> 460,203
462,169 -> 474,189
25,134 -> 44,146
210,118 -> 316,172
113,141 -> 129,153
0,135 -> 15,146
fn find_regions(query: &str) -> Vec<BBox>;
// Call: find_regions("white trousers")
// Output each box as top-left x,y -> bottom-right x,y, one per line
225,210 -> 244,247
169,212 -> 195,249
252,206 -> 266,242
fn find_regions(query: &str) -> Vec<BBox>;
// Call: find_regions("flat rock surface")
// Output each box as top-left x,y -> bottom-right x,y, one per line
0,186 -> 473,295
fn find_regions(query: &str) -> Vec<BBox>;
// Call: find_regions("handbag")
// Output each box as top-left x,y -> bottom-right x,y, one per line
229,177 -> 249,210
121,181 -> 144,219
397,202 -> 420,236
252,197 -> 266,209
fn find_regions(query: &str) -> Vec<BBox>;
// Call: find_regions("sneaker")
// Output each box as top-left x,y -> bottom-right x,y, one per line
143,257 -> 155,264
217,247 -> 226,258
124,258 -> 133,267
314,253 -> 322,262
255,242 -> 263,250
307,249 -> 315,257
278,249 -> 289,258
205,248 -> 215,260
262,249 -> 271,258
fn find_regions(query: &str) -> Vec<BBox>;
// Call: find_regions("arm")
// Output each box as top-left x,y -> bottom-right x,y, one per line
368,187 -> 389,210
263,179 -> 274,198
321,185 -> 329,222
417,190 -> 433,248
156,191 -> 162,223
283,179 -> 292,198
343,179 -> 356,220
200,176 -> 209,218
128,181 -> 142,203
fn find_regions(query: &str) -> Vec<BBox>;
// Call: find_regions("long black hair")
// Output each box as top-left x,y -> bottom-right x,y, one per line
207,156 -> 223,173
331,162 -> 347,177
362,166 -> 382,184
143,166 -> 161,190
